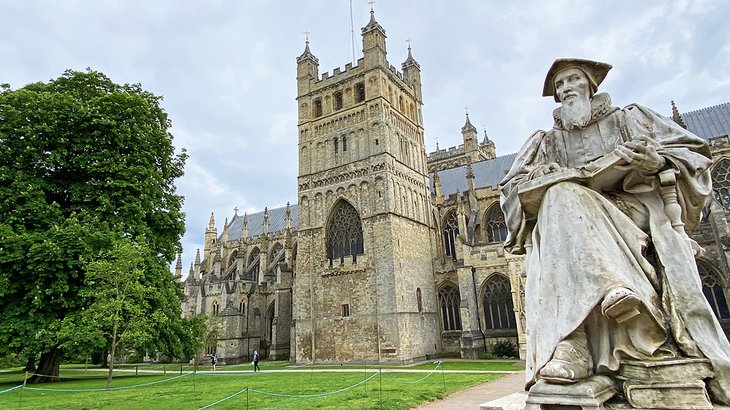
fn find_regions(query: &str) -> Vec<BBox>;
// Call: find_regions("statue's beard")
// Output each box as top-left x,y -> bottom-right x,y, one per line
560,96 -> 592,130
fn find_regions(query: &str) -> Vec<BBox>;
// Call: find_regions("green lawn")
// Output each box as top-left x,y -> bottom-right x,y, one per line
0,361 -> 517,409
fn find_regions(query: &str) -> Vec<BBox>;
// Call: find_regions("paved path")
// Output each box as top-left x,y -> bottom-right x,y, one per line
413,371 -> 524,410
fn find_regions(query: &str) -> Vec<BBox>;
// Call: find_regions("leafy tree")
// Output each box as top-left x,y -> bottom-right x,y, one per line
71,236 -> 152,389
0,70 -> 193,382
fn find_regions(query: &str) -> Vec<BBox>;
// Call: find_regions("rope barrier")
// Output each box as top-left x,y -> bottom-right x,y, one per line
23,371 -> 193,392
12,361 -> 448,409
28,366 -> 195,379
0,385 -> 22,394
196,386 -> 249,410
390,361 -> 442,384
248,370 -> 378,398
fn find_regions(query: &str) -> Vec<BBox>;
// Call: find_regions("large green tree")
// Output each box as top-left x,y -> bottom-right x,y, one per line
0,70 -> 192,381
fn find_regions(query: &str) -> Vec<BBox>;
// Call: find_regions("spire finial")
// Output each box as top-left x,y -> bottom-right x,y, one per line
368,0 -> 375,12
233,206 -> 239,216
482,125 -> 491,142
435,136 -> 440,150
671,100 -> 687,129
208,212 -> 215,229
462,107 -> 476,133
303,31 -> 311,52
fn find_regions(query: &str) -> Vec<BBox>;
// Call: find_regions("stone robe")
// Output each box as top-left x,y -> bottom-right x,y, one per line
499,93 -> 730,404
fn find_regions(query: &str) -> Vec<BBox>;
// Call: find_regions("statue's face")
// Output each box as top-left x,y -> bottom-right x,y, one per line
554,68 -> 590,104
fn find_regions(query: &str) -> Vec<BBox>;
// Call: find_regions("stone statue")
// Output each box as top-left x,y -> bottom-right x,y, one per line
499,58 -> 730,407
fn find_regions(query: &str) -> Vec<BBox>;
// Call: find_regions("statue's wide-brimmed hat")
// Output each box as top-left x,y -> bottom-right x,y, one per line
542,58 -> 612,102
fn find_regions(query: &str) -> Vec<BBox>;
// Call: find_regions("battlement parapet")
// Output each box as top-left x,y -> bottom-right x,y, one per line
428,144 -> 466,160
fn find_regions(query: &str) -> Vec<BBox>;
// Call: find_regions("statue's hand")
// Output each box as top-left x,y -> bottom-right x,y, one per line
615,135 -> 665,175
528,162 -> 562,180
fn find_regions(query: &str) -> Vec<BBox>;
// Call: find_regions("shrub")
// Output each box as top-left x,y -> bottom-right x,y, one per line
486,339 -> 517,359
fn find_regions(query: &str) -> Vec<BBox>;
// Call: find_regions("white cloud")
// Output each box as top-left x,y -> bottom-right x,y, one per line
3,0 -> 729,271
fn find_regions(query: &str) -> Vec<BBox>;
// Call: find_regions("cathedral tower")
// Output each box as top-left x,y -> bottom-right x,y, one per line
294,10 -> 439,363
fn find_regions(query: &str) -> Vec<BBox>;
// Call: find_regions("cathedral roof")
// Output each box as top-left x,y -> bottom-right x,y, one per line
680,101 -> 730,141
430,153 -> 517,197
224,204 -> 299,241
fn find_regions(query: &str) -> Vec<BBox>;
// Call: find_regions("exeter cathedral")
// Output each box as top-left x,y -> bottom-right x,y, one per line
177,10 -> 730,364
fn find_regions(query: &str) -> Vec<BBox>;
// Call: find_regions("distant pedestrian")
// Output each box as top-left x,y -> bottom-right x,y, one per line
253,350 -> 260,372
211,353 -> 218,371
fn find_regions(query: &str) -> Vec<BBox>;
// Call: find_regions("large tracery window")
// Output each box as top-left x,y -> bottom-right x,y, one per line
712,159 -> 730,212
482,275 -> 516,332
443,210 -> 459,260
485,203 -> 508,244
326,200 -> 364,265
698,261 -> 730,320
439,284 -> 462,331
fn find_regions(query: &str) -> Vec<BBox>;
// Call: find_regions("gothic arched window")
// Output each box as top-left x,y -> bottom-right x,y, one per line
243,247 -> 260,281
712,159 -> 730,212
355,83 -> 365,102
416,288 -> 423,313
313,98 -> 323,117
482,274 -> 516,331
485,203 -> 508,244
326,200 -> 364,265
212,300 -> 220,316
270,243 -> 284,265
227,249 -> 238,268
443,210 -> 458,260
334,91 -> 343,110
698,261 -> 730,320
439,284 -> 462,331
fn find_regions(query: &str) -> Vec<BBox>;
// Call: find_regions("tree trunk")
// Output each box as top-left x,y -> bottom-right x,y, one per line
23,355 -> 36,372
28,347 -> 61,383
107,325 -> 117,389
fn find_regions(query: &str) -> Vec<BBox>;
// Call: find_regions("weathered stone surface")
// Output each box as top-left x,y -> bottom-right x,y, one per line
525,376 -> 616,410
501,58 -> 730,406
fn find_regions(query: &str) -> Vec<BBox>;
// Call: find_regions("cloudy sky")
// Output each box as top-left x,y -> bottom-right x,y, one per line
2,0 -> 729,273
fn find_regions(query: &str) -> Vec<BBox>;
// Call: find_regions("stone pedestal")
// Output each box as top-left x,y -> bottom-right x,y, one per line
614,358 -> 714,410
525,375 -> 616,410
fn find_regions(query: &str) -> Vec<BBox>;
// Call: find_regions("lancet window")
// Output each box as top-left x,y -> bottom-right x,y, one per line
355,82 -> 365,102
712,158 -> 730,212
439,284 -> 462,331
443,210 -> 458,260
326,200 -> 364,265
334,91 -> 343,110
482,275 -> 516,331
485,203 -> 508,244
698,261 -> 730,320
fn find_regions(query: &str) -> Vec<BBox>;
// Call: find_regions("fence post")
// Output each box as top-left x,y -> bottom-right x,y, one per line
135,365 -> 138,377
379,367 -> 382,409
20,371 -> 28,408
180,363 -> 183,375
164,364 -> 167,376
441,361 -> 445,393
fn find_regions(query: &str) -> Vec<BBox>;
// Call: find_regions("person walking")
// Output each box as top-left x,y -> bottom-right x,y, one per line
253,350 -> 260,372
211,353 -> 217,371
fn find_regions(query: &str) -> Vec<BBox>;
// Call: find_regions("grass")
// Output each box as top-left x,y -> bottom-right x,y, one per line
0,360 -> 519,409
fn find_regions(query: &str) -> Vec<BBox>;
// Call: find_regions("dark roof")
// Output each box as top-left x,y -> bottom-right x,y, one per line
681,102 -> 730,141
430,153 -> 517,197
224,204 -> 299,241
